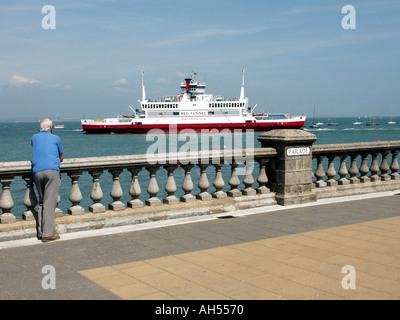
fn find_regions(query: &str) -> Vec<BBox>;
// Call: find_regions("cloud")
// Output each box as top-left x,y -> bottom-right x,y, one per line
112,78 -> 133,93
112,78 -> 130,86
48,84 -> 73,90
9,75 -> 40,87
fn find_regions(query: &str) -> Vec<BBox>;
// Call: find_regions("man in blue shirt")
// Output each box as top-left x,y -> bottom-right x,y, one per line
31,118 -> 64,242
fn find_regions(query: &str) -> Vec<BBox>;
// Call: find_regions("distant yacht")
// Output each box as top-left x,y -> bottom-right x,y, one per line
353,117 -> 363,125
366,118 -> 380,126
366,114 -> 380,127
309,104 -> 321,128
388,113 -> 396,125
327,116 -> 339,126
54,115 -> 64,129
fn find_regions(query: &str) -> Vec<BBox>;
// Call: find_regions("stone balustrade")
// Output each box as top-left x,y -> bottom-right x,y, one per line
312,141 -> 400,198
1,129 -> 400,241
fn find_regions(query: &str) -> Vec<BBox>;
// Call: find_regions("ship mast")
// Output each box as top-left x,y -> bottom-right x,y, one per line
239,68 -> 245,101
141,70 -> 147,102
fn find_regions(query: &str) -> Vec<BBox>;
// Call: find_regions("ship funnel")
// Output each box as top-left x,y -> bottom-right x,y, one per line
184,78 -> 191,93
239,68 -> 245,101
141,70 -> 147,101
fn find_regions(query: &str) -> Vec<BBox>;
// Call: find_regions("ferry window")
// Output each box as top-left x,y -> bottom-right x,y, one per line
173,112 -> 179,115
208,111 -> 214,115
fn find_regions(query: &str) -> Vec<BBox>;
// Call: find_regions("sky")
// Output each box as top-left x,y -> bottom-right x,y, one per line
1,0 -> 399,121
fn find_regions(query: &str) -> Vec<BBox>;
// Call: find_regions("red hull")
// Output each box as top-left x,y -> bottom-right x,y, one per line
81,121 -> 305,134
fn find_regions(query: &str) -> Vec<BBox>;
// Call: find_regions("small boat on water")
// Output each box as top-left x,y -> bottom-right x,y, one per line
388,109 -> 396,124
388,113 -> 396,124
308,105 -> 321,128
366,115 -> 380,126
53,114 -> 64,128
327,116 -> 339,126
81,70 -> 306,134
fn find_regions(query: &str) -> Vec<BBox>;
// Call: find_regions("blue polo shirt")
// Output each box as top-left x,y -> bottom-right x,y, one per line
31,131 -> 64,174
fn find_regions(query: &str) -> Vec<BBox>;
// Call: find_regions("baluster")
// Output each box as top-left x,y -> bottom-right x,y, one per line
108,169 -> 125,210
348,153 -> 360,184
338,155 -> 350,185
197,164 -> 212,200
390,150 -> 399,180
326,155 -> 337,186
67,171 -> 85,215
0,176 -> 16,223
379,151 -> 391,181
227,162 -> 242,197
359,153 -> 370,183
369,153 -> 381,182
242,161 -> 256,196
127,167 -> 144,208
89,170 -> 105,213
314,155 -> 327,187
212,163 -> 227,198
146,166 -> 161,206
22,174 -> 37,221
256,159 -> 270,194
55,194 -> 63,217
181,164 -> 196,202
164,165 -> 179,204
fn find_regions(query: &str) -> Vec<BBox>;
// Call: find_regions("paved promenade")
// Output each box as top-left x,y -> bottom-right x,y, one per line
0,191 -> 399,303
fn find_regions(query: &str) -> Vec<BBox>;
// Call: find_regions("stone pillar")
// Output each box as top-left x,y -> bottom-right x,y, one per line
257,129 -> 317,206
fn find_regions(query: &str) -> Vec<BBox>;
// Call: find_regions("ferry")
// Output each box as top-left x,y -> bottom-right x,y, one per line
81,70 -> 306,134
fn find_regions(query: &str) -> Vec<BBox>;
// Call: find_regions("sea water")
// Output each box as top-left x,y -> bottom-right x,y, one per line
1,117 -> 399,219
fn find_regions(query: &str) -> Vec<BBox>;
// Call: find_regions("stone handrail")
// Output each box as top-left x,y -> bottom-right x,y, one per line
1,129 -> 400,241
311,141 -> 400,198
0,147 -> 277,224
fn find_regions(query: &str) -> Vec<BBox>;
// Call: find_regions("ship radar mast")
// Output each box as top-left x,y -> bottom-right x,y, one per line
141,70 -> 147,102
239,68 -> 245,101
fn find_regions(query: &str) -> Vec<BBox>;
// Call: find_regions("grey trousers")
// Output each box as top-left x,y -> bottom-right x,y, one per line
33,170 -> 61,238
